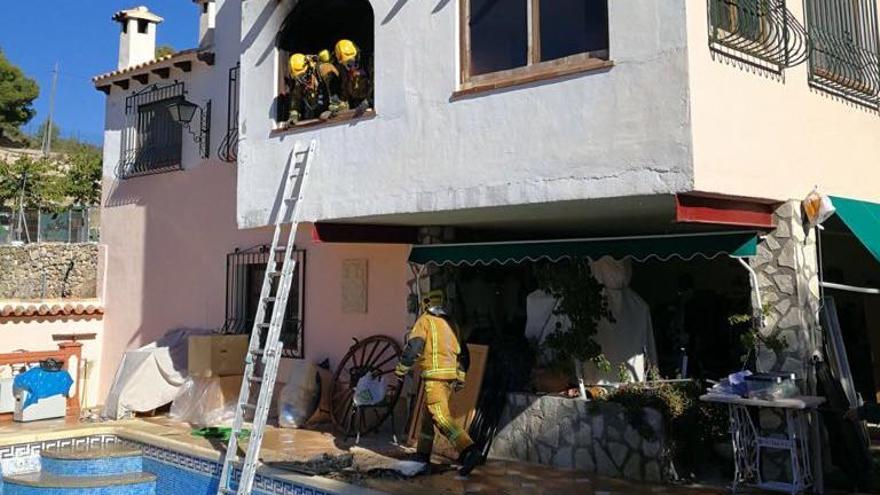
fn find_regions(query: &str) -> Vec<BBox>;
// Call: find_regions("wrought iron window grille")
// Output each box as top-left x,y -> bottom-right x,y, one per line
219,64 -> 239,163
804,0 -> 880,108
118,82 -> 186,179
222,244 -> 306,359
708,0 -> 808,70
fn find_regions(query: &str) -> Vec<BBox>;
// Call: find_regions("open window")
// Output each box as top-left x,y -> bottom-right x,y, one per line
459,0 -> 611,94
275,0 -> 375,130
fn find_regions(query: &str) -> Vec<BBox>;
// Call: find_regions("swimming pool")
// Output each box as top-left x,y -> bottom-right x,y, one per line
0,433 -> 378,495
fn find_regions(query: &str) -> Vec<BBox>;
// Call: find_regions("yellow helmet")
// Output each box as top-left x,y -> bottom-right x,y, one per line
318,49 -> 331,64
289,53 -> 309,78
334,39 -> 358,65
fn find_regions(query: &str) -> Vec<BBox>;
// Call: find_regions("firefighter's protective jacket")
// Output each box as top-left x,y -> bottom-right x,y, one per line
395,313 -> 466,381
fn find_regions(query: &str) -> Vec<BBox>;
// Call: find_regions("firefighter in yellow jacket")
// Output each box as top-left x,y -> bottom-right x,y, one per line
395,305 -> 481,476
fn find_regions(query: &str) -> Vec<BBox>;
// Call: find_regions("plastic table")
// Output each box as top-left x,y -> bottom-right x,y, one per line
700,393 -> 825,494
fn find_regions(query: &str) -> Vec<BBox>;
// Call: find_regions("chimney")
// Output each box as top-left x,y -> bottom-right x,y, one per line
113,6 -> 164,70
194,0 -> 216,49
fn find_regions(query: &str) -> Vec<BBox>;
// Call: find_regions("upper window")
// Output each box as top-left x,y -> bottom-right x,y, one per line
274,0 -> 375,129
461,0 -> 610,91
805,0 -> 880,106
119,82 -> 185,179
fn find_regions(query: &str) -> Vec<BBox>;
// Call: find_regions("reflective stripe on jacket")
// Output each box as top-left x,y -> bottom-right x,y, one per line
396,314 -> 466,381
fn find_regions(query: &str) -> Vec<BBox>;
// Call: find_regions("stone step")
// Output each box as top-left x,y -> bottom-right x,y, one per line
2,472 -> 156,495
40,445 -> 143,477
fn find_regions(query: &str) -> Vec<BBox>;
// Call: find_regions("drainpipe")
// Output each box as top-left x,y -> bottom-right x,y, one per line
736,257 -> 765,328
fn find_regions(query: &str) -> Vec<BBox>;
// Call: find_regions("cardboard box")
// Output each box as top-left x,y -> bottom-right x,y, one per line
188,335 -> 249,377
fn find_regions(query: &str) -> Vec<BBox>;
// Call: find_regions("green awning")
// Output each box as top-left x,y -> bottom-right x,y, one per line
408,231 -> 759,267
831,196 -> 880,264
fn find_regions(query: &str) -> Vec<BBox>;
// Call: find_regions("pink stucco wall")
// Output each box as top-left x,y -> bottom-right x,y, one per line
99,163 -> 269,400
100,163 -> 411,402
295,227 -> 411,372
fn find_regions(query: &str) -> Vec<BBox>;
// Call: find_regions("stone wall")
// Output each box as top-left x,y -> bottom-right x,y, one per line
750,201 -> 821,383
489,393 -> 670,482
0,244 -> 99,299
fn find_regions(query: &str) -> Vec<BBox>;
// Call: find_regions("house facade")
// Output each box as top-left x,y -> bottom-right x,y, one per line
94,0 -> 880,453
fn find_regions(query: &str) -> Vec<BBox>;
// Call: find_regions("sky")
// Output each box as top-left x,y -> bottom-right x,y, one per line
0,1 -> 200,145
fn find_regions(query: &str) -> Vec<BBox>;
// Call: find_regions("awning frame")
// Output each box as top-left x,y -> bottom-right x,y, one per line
408,230 -> 760,267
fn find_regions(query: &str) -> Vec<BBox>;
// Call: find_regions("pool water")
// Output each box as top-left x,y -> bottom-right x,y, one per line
0,435 -> 350,495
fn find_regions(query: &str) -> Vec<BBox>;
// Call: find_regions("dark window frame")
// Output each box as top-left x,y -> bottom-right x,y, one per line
458,0 -> 612,95
272,0 -> 376,132
223,245 -> 306,359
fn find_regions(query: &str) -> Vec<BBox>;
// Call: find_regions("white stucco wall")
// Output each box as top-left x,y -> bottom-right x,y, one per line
236,0 -> 695,229
686,0 -> 880,203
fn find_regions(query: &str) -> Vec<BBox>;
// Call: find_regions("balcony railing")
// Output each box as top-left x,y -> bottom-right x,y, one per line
708,0 -> 808,69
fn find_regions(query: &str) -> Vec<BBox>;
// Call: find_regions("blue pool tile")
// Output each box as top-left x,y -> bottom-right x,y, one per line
42,456 -> 143,477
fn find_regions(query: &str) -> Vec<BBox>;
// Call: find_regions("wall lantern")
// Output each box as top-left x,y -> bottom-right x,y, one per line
167,98 -> 211,159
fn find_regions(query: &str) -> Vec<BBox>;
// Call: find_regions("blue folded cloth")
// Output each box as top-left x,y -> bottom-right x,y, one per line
13,368 -> 73,409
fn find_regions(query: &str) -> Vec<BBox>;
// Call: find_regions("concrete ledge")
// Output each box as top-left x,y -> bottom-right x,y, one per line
3,472 -> 155,488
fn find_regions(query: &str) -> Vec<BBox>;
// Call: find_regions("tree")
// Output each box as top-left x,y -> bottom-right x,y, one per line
156,45 -> 175,58
0,50 -> 40,145
64,144 -> 102,206
0,156 -> 60,209
33,120 -> 60,149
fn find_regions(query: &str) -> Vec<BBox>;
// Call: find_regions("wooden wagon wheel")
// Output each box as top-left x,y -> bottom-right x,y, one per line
331,335 -> 403,436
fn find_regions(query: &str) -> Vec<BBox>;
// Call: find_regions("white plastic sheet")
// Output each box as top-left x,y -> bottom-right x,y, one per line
102,328 -> 212,420
169,377 -> 239,427
277,360 -> 320,429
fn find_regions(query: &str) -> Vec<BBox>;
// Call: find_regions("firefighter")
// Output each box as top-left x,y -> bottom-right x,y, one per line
287,53 -> 323,123
316,49 -> 344,120
333,39 -> 372,112
395,305 -> 481,476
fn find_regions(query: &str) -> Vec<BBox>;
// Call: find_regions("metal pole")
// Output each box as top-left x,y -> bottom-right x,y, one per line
42,62 -> 59,158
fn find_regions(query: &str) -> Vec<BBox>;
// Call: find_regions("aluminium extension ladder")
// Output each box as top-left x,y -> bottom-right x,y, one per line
217,139 -> 317,495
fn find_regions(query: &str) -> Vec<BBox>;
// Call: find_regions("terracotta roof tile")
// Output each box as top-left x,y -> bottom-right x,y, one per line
0,300 -> 104,319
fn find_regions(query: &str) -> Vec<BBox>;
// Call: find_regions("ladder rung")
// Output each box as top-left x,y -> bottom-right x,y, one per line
219,488 -> 235,494
249,349 -> 264,356
241,403 -> 256,411
256,323 -> 270,330
268,271 -> 282,277
248,375 -> 263,384
274,246 -> 286,252
263,297 -> 277,303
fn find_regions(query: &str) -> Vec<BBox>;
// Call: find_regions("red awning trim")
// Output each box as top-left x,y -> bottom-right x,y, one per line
676,193 -> 778,229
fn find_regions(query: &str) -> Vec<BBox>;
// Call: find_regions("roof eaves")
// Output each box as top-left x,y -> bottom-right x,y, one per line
92,48 -> 202,85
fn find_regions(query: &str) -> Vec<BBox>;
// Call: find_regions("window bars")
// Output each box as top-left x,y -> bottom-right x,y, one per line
223,245 -> 306,359
708,0 -> 808,69
118,82 -> 186,179
218,64 -> 239,163
805,0 -> 880,107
